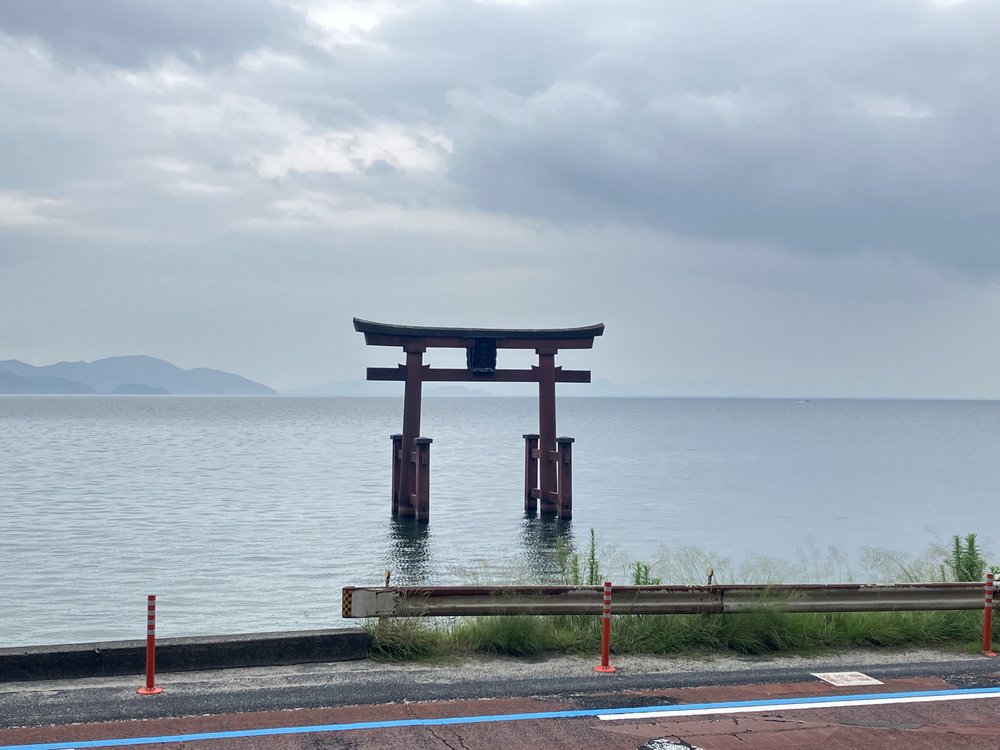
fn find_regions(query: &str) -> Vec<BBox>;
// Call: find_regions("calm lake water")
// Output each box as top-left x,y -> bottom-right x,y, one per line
1,396 -> 998,647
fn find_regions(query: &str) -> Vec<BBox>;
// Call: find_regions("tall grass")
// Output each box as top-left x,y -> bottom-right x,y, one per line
366,617 -> 450,661
453,615 -> 550,656
366,609 -> 991,661
364,531 -> 997,661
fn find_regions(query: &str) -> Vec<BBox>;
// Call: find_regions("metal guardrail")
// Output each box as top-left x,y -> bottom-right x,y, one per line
342,582 -> 999,619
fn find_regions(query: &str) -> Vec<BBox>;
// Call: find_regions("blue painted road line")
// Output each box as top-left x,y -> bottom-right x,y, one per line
2,686 -> 999,750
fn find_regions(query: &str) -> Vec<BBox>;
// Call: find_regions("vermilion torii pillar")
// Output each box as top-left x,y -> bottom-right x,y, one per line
354,318 -> 604,521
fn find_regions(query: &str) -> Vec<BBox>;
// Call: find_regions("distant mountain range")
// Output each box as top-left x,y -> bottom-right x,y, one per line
0,356 -> 276,395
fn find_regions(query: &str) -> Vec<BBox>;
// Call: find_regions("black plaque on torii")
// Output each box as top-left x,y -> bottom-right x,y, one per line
354,318 -> 605,521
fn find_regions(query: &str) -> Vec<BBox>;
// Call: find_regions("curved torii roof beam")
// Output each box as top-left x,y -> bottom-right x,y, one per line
353,318 -> 605,350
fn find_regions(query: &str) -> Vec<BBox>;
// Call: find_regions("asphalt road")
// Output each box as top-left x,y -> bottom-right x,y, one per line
2,649 -> 999,749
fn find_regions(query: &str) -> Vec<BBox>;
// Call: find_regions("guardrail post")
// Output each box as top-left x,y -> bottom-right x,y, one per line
523,433 -> 539,513
556,437 -> 574,519
594,581 -> 616,673
985,571 -> 996,657
137,594 -> 163,695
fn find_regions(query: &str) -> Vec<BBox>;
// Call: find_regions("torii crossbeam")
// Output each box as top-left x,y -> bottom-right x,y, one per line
354,318 -> 605,521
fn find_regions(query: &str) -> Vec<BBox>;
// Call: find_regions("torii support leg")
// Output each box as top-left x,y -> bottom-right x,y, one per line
523,433 -> 539,513
556,436 -> 574,518
397,347 -> 425,518
413,438 -> 432,521
537,349 -> 558,514
390,433 -> 403,516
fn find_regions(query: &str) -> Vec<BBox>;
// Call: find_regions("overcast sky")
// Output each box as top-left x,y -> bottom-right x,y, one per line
2,0 -> 999,396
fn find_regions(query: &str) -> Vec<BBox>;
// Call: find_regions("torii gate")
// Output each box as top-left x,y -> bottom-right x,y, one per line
354,318 -> 604,521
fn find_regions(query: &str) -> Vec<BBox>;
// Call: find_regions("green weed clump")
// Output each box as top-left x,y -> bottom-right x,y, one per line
556,529 -> 602,585
942,533 -> 988,582
631,561 -> 662,585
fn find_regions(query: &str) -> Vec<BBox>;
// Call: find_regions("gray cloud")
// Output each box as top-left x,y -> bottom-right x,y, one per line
7,0 -> 995,272
0,0 -> 304,69
433,0 -> 1000,271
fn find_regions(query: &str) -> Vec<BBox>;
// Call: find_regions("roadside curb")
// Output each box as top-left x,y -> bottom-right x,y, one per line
0,627 -> 369,683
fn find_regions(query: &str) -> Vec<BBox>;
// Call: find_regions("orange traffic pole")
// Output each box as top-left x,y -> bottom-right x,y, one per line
985,572 -> 996,658
594,581 -> 616,673
137,594 -> 163,695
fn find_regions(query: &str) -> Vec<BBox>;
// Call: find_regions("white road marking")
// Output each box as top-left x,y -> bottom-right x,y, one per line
600,689 -> 1000,721
812,671 -> 883,686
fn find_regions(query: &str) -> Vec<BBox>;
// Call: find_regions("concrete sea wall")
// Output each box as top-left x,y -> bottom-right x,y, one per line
0,627 -> 369,682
